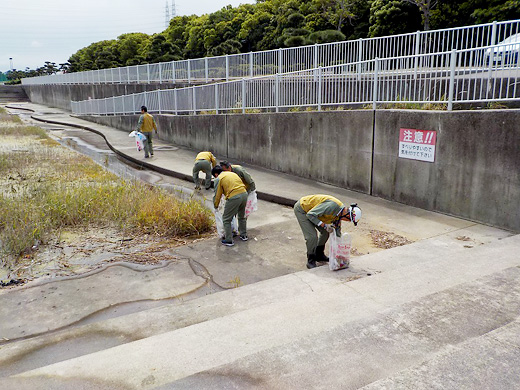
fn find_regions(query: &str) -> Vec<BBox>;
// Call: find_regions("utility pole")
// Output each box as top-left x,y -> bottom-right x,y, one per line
171,0 -> 176,18
9,57 -> 13,71
165,1 -> 170,29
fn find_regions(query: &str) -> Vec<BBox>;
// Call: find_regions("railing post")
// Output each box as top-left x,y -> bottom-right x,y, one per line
192,87 -> 196,115
487,21 -> 498,91
215,84 -> 219,114
144,91 -> 148,108
275,73 -> 280,113
372,58 -> 379,110
136,66 -> 140,83
147,63 -> 150,83
357,38 -> 363,80
188,59 -> 191,84
127,67 -> 130,83
119,67 -> 122,83
242,79 -> 246,113
414,30 -> 421,80
448,50 -> 457,111
113,97 -> 116,115
249,52 -> 254,78
490,20 -> 498,46
158,90 -> 162,114
205,57 -> 209,82
132,94 -> 136,113
159,63 -> 162,84
225,55 -> 229,81
313,43 -> 318,81
174,89 -> 178,115
278,48 -> 283,73
317,66 -> 322,111
122,95 -> 125,114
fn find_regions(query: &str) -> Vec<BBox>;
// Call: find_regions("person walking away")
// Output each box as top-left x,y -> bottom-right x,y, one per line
212,166 -> 248,246
137,106 -> 157,159
193,151 -> 217,190
294,194 -> 361,269
220,161 -> 256,193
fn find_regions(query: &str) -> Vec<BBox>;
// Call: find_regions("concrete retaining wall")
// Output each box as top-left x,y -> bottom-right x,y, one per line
79,110 -> 520,232
78,111 -> 375,195
373,110 -> 520,232
22,83 -> 188,111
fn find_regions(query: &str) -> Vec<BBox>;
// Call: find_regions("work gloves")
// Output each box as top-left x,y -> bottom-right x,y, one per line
323,223 -> 335,233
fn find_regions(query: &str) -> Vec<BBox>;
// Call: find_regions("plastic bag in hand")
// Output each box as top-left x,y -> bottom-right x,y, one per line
329,232 -> 351,271
245,191 -> 258,217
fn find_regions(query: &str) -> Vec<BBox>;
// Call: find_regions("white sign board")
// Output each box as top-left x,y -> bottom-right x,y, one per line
399,128 -> 437,163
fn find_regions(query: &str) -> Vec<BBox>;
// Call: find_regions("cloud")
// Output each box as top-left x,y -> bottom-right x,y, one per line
31,41 -> 43,48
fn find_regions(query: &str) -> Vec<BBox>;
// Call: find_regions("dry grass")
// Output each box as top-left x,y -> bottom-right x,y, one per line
0,109 -> 213,270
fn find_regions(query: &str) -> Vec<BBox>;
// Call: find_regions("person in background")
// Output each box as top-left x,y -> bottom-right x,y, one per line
136,105 -> 157,159
212,166 -> 248,246
193,151 -> 217,190
219,161 -> 256,193
294,194 -> 361,269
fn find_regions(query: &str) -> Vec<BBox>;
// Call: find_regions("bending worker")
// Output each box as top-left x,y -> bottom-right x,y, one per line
220,161 -> 256,193
294,194 -> 361,269
193,151 -> 217,190
212,166 -> 248,246
137,105 -> 157,159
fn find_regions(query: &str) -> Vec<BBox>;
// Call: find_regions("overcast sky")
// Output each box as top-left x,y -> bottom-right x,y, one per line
0,0 -> 256,72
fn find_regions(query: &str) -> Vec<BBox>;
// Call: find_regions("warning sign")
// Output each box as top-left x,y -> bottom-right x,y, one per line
398,128 -> 437,163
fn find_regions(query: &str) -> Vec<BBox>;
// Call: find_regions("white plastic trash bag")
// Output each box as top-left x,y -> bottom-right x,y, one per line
245,191 -> 258,217
129,131 -> 147,151
213,209 -> 225,238
231,216 -> 238,234
214,198 -> 238,238
329,232 -> 351,271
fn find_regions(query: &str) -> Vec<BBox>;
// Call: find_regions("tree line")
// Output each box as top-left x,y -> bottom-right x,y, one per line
9,0 -> 520,80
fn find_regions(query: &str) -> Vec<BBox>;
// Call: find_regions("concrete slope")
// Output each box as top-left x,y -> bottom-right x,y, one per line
360,319 -> 520,390
5,234 -> 519,389
0,225 -> 507,377
0,85 -> 28,102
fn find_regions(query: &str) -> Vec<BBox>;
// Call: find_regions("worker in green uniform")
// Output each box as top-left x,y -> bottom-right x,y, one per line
294,194 -> 361,269
193,151 -> 217,190
212,166 -> 248,246
219,161 -> 256,193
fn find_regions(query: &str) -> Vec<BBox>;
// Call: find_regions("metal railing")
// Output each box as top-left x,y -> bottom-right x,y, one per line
71,43 -> 520,114
25,19 -> 520,85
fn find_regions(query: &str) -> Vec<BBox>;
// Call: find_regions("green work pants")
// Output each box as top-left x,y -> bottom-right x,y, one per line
223,192 -> 248,241
294,202 -> 329,255
142,131 -> 153,157
193,159 -> 212,189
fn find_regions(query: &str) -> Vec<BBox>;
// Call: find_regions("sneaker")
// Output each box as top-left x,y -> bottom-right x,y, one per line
239,234 -> 248,241
195,185 -> 201,190
221,239 -> 234,247
144,155 -> 150,159
232,231 -> 239,237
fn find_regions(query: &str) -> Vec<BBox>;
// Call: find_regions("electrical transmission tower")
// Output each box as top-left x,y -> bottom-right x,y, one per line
165,0 -> 176,28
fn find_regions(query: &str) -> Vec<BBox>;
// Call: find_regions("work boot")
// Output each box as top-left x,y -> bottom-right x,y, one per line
306,253 -> 317,269
315,245 -> 329,262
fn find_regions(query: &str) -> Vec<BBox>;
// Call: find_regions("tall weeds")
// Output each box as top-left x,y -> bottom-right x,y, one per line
0,110 -> 213,269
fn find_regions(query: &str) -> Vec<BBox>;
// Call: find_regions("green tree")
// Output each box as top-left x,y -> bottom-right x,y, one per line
369,0 -> 422,37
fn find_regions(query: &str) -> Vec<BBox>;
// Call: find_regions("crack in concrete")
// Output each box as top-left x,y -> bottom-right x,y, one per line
291,273 -> 314,293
